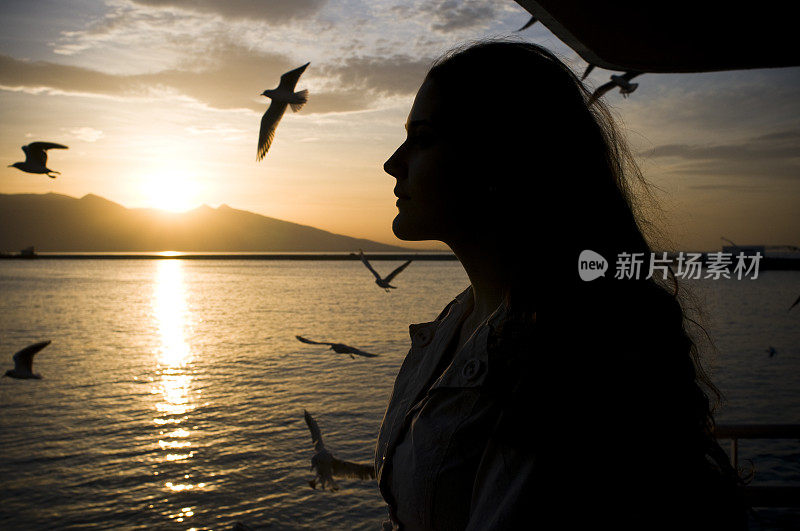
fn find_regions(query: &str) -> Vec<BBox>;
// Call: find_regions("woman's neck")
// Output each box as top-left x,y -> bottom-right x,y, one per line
447,238 -> 512,326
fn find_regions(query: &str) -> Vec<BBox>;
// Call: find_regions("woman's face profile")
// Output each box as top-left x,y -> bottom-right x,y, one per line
384,78 -> 468,242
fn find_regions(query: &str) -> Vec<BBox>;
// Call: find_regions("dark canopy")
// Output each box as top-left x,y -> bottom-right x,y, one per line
515,0 -> 800,73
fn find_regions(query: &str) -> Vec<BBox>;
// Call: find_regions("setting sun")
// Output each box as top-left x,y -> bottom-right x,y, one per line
141,168 -> 202,212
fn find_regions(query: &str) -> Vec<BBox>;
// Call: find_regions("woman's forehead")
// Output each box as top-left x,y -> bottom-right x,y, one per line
406,79 -> 440,127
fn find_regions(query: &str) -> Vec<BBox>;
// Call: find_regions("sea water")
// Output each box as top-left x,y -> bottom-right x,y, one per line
0,260 -> 797,529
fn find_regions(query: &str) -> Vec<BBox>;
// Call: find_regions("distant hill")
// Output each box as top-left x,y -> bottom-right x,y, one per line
0,193 -> 409,252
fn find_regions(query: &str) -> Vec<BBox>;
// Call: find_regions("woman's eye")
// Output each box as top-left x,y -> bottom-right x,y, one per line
408,134 -> 433,147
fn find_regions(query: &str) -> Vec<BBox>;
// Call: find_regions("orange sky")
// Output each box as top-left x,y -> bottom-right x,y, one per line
1,1 -> 798,251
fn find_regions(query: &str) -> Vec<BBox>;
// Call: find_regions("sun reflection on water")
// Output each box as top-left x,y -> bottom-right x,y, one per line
151,260 -> 205,518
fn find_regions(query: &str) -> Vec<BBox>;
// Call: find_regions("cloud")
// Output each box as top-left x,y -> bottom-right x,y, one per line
0,47 -> 400,114
621,70 -> 800,138
752,130 -> 800,143
418,0 -> 499,33
320,54 -> 431,97
0,54 -> 133,96
0,30 -> 435,117
685,183 -> 769,192
641,129 -> 800,162
129,0 -> 327,22
52,4 -> 205,60
67,127 -> 105,142
639,129 -> 800,181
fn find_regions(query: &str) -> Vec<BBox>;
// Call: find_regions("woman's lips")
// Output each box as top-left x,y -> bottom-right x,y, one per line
394,189 -> 411,206
393,186 -> 410,199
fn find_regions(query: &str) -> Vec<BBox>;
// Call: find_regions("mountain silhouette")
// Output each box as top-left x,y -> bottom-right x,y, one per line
0,193 -> 409,252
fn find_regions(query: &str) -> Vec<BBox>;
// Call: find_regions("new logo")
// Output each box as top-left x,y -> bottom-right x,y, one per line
578,250 -> 607,281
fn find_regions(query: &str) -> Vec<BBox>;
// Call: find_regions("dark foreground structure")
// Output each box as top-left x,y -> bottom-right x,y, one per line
514,1 -> 800,72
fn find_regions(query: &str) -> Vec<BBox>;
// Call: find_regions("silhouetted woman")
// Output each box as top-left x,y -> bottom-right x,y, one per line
376,39 -> 746,530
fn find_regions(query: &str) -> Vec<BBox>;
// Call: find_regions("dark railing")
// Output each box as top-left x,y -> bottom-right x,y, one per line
714,424 -> 800,508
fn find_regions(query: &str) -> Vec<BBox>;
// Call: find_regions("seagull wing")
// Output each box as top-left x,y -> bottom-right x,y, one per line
790,294 -> 800,311
581,64 -> 595,81
24,143 -> 68,166
346,346 -> 379,358
277,62 -> 310,92
304,409 -> 324,447
358,250 -> 383,281
331,457 -> 375,480
383,259 -> 412,283
619,71 -> 642,82
588,80 -> 617,105
21,144 -> 33,163
12,340 -> 51,373
296,335 -> 334,346
28,142 -> 68,151
257,101 -> 288,161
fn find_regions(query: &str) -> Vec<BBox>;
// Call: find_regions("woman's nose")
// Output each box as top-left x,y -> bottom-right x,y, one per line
383,146 -> 405,179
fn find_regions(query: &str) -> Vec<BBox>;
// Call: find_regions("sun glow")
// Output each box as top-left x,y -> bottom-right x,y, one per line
141,167 -> 202,213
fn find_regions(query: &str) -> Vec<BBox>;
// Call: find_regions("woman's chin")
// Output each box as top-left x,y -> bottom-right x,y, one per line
392,214 -> 429,241
392,216 -> 414,241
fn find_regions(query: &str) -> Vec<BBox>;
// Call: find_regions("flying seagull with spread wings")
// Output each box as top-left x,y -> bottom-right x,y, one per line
295,335 -> 378,359
358,249 -> 412,292
9,142 -> 68,178
4,340 -> 51,379
588,72 -> 642,105
303,409 -> 375,491
257,62 -> 310,161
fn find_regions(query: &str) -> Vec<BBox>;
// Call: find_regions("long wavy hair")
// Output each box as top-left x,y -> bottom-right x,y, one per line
425,38 -> 746,525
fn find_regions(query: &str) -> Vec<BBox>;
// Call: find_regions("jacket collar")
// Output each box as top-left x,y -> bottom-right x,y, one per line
405,285 -> 510,402
408,285 -> 473,348
430,292 -> 510,390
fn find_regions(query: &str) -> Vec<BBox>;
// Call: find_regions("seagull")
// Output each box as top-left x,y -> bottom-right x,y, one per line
766,346 -> 777,357
581,63 -> 596,81
9,142 -> 68,178
789,294 -> 800,312
358,249 -> 412,292
295,335 -> 378,359
588,72 -> 642,105
257,62 -> 310,161
303,409 -> 375,491
4,340 -> 51,379
516,16 -> 537,32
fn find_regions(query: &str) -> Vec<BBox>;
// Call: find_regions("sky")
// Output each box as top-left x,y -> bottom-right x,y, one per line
0,0 -> 798,251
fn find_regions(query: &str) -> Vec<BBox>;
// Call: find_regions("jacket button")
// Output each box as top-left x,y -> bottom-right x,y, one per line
415,329 -> 433,346
461,359 -> 482,380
